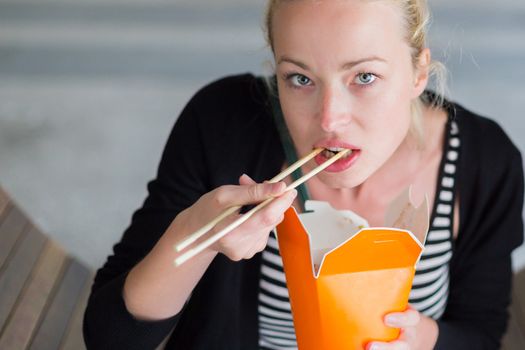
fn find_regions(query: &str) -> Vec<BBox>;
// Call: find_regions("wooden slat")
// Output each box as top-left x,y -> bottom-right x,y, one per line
0,203 -> 10,223
0,206 -> 29,269
0,203 -> 8,221
502,308 -> 525,350
0,227 -> 47,333
511,269 -> 525,330
502,268 -> 525,350
0,187 -> 9,216
0,243 -> 68,349
59,274 -> 93,350
29,259 -> 90,350
0,186 -> 95,349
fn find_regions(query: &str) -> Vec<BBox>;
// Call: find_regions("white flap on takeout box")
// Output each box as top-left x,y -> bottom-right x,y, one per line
295,187 -> 430,277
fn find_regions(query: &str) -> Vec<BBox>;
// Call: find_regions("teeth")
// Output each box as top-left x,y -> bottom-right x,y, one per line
322,148 -> 353,159
326,147 -> 345,152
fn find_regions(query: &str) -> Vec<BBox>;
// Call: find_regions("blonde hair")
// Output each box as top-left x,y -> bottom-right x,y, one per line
264,0 -> 448,146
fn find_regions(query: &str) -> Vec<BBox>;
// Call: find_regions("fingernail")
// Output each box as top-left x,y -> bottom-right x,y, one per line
385,314 -> 402,326
270,182 -> 285,194
284,189 -> 297,200
368,343 -> 382,350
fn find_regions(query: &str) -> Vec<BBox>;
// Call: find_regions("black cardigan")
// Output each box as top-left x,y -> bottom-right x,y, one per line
83,74 -> 524,350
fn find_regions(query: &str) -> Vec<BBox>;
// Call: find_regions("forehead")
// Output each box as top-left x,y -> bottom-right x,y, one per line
272,0 -> 408,62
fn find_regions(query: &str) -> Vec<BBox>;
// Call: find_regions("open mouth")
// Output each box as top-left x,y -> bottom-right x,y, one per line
322,147 -> 353,158
314,146 -> 361,172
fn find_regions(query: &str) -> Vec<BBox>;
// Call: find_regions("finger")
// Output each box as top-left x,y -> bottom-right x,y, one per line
239,173 -> 257,185
219,225 -> 269,261
218,221 -> 272,261
244,189 -> 297,230
214,187 -> 295,240
211,188 -> 295,261
240,173 -> 288,187
218,189 -> 293,257
385,309 -> 420,328
388,340 -> 410,350
367,341 -> 389,350
367,340 -> 409,350
211,212 -> 253,261
243,232 -> 270,259
399,326 -> 417,343
214,181 -> 287,208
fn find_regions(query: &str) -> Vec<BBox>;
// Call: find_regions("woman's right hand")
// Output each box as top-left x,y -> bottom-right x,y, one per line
170,173 -> 297,262
124,174 -> 296,320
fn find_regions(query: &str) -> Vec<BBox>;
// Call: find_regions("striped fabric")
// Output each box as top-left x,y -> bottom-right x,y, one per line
409,120 -> 459,319
258,236 -> 297,350
258,120 -> 460,349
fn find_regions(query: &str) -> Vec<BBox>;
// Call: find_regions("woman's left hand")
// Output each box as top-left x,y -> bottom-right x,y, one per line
366,308 -> 438,350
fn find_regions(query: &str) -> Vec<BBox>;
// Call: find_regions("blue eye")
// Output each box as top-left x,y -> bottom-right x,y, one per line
355,73 -> 377,85
289,74 -> 312,87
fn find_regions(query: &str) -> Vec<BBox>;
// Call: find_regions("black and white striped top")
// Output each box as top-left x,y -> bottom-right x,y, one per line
258,120 -> 460,349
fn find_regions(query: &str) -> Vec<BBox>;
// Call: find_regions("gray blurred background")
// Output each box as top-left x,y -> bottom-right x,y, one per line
0,0 -> 524,271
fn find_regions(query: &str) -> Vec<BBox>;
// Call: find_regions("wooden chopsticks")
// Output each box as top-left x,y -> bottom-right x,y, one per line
173,148 -> 351,266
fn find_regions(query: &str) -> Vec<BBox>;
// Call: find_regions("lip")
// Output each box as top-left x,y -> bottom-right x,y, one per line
314,140 -> 360,150
313,139 -> 361,173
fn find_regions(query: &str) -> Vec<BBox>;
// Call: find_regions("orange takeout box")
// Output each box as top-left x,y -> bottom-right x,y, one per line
275,188 -> 429,349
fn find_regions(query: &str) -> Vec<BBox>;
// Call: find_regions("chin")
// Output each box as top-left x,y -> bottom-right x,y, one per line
316,171 -> 368,189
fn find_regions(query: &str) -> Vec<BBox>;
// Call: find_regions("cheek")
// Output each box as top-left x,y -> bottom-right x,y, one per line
361,92 -> 411,128
279,86 -> 318,115
382,82 -> 414,132
279,91 -> 318,142
359,92 -> 412,154
355,71 -> 415,132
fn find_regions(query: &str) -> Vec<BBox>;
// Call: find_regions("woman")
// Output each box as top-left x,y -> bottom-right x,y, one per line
83,0 -> 524,349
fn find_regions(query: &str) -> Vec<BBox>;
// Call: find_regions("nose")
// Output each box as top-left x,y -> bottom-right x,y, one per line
318,86 -> 351,133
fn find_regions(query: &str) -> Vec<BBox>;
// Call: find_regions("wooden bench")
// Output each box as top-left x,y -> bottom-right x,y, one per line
0,185 -> 524,349
502,268 -> 525,349
0,187 -> 93,350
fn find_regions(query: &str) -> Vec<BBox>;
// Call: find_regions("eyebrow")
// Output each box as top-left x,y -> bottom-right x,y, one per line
277,55 -> 387,71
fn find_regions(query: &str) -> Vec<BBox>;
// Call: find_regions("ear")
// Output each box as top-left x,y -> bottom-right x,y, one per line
412,48 -> 431,98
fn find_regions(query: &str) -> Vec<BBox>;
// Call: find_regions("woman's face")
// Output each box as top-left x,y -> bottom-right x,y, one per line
272,0 -> 427,188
